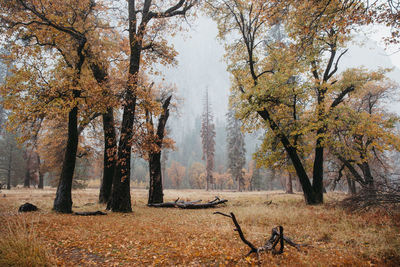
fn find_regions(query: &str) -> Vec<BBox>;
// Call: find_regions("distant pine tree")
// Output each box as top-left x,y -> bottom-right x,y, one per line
200,89 -> 216,190
226,108 -> 246,191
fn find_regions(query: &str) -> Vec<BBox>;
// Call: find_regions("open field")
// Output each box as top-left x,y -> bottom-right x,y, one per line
0,188 -> 399,266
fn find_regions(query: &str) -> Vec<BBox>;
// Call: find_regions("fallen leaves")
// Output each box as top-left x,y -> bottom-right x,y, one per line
1,189 -> 399,266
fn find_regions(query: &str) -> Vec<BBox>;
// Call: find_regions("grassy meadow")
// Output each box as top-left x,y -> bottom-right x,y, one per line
0,188 -> 399,266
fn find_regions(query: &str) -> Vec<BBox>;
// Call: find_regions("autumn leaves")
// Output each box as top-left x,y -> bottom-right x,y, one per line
0,0 -> 198,212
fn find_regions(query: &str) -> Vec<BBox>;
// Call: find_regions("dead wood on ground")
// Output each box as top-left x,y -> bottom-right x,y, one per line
148,196 -> 227,209
214,212 -> 303,256
74,211 -> 107,216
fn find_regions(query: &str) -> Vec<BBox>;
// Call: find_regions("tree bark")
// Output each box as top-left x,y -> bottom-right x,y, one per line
37,154 -> 43,189
99,108 -> 116,203
24,153 -> 30,188
148,96 -> 171,204
148,153 -> 163,204
7,145 -> 12,190
257,109 -> 321,204
347,177 -> 356,195
53,106 -> 79,213
286,172 -> 293,194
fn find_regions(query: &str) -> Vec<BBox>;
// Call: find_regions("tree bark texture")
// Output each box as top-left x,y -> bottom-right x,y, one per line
37,154 -> 43,189
53,106 -> 79,213
108,0 -> 144,212
148,96 -> 171,204
99,108 -> 116,203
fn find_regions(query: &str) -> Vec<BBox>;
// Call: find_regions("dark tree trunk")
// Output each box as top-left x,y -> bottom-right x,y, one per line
24,154 -> 30,188
99,108 -> 116,203
360,162 -> 374,189
286,172 -> 293,194
7,145 -> 12,190
37,154 -> 43,189
88,59 -> 117,204
148,96 -> 171,204
107,101 -> 134,212
108,0 -> 145,212
53,106 -> 79,213
347,177 -> 356,195
238,173 -> 244,192
257,109 -> 321,204
148,152 -> 163,204
38,171 -> 44,189
312,137 -> 324,203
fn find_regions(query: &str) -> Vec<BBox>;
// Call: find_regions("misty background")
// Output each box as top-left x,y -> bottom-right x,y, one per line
125,16 -> 400,188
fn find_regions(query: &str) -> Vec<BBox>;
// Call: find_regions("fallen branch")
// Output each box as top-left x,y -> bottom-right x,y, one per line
214,212 -> 302,256
148,197 -> 227,209
74,211 -> 107,216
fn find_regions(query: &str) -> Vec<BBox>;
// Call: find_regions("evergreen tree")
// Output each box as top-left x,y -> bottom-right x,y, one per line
226,108 -> 246,191
200,89 -> 216,190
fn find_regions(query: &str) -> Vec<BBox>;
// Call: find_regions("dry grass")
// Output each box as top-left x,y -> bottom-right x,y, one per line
0,213 -> 53,266
1,188 -> 399,266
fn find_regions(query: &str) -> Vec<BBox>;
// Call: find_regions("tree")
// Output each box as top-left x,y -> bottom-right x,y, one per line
0,0 -> 117,212
327,78 -> 400,189
108,0 -> 197,212
374,1 -> 400,45
167,161 -> 186,189
0,131 -> 26,189
188,162 -> 206,189
201,89 -> 216,190
145,92 -> 173,204
207,0 -> 380,204
226,108 -> 246,191
250,161 -> 262,191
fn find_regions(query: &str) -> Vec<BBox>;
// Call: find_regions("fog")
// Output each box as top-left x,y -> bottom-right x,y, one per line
160,16 -> 400,169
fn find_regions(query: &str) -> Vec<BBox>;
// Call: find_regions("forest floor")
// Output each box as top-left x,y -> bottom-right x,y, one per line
0,188 -> 399,266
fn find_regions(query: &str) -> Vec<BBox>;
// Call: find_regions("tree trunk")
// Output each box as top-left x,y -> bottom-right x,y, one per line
360,162 -> 374,189
7,145 -> 12,190
347,177 -> 356,195
286,172 -> 293,194
238,172 -> 244,192
24,153 -> 30,188
99,108 -> 116,203
269,168 -> 275,190
107,102 -> 134,212
148,152 -> 163,204
53,106 -> 79,213
37,154 -> 43,189
108,0 -> 146,212
257,109 -> 320,204
147,96 -> 171,204
312,142 -> 324,203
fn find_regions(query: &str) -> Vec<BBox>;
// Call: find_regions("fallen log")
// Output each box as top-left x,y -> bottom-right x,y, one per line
74,211 -> 107,216
148,197 -> 227,209
214,212 -> 302,256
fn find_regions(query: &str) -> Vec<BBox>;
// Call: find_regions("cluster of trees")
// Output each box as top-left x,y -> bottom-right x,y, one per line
1,0 -> 399,211
0,0 -> 197,212
206,0 -> 400,204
